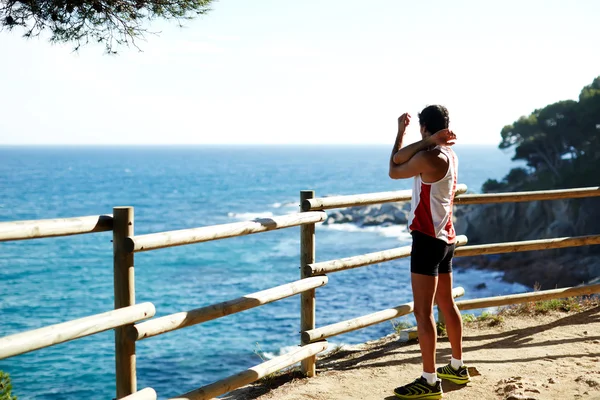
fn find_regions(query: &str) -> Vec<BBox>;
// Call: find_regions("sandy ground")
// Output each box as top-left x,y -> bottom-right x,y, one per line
225,306 -> 600,400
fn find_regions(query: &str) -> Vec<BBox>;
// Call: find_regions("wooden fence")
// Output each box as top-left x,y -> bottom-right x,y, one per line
0,185 -> 599,400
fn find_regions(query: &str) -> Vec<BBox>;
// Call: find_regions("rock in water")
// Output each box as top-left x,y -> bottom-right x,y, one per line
323,202 -> 410,227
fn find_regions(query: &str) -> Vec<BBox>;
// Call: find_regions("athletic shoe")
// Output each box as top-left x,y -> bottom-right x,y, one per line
436,363 -> 471,384
393,377 -> 443,399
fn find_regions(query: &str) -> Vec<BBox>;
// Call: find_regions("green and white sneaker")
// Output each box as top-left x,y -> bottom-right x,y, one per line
393,377 -> 443,399
436,363 -> 471,384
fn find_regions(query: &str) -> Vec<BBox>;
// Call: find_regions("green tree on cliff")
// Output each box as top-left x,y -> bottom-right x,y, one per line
0,371 -> 17,400
0,0 -> 214,52
483,76 -> 600,192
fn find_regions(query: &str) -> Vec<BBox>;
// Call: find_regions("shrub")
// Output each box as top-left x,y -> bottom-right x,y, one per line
0,371 -> 17,400
482,179 -> 506,193
391,319 -> 413,334
462,314 -> 476,323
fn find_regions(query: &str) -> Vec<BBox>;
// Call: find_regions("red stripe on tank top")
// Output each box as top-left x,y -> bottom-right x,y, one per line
409,183 -> 436,237
444,149 -> 458,243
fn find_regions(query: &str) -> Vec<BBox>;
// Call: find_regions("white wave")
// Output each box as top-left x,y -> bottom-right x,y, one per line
240,237 -> 299,264
272,238 -> 300,257
227,211 -> 275,220
321,342 -> 366,353
319,223 -> 363,233
262,345 -> 300,360
319,223 -> 412,240
263,342 -> 363,360
271,201 -> 297,209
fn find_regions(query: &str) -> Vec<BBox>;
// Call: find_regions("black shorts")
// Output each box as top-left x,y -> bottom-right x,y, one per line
410,230 -> 456,276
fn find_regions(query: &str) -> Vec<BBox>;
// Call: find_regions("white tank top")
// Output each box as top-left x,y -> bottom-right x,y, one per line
408,146 -> 458,244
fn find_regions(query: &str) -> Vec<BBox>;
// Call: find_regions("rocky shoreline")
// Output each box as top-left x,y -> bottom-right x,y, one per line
323,202 -> 410,227
323,198 -> 600,289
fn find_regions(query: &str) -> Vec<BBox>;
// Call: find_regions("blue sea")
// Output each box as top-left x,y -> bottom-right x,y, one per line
0,145 -> 528,399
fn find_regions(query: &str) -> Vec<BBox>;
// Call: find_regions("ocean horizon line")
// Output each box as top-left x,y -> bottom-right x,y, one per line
0,143 -> 499,147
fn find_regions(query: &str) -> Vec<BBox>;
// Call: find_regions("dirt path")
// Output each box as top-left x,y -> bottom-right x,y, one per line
226,306 -> 600,400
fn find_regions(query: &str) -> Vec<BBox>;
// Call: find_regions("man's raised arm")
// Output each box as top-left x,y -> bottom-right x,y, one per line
389,113 -> 412,171
391,118 -> 456,164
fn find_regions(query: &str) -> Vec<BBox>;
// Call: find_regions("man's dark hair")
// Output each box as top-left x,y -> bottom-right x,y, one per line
418,105 -> 450,134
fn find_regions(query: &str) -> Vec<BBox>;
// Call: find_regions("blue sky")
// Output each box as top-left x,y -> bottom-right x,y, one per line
1,0 -> 599,145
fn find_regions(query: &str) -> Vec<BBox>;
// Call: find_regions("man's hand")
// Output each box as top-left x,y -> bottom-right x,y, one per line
430,129 -> 457,146
398,113 -> 411,134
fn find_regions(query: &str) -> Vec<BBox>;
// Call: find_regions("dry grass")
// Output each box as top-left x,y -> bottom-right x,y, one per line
255,367 -> 304,387
456,294 -> 599,329
498,294 -> 599,317
391,319 -> 413,335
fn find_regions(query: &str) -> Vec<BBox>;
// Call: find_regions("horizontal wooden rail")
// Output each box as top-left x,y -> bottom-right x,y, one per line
307,235 -> 468,275
169,341 -> 328,400
454,235 -> 600,257
121,388 -> 157,400
132,276 -> 329,341
302,287 -> 464,343
127,212 -> 327,253
0,215 -> 113,242
302,184 -> 469,211
0,303 -> 155,360
456,283 -> 600,310
454,186 -> 600,205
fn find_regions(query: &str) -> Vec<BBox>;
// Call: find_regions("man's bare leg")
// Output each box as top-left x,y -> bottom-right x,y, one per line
435,272 -> 463,360
411,272 -> 438,373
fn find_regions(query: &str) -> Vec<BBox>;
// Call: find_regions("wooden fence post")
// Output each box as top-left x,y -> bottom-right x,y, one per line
300,190 -> 317,377
113,207 -> 136,398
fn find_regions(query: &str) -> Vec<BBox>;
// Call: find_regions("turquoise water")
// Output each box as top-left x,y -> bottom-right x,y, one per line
0,145 -> 527,399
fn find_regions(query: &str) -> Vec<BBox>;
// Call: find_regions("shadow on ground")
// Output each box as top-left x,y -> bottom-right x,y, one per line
223,306 -> 600,399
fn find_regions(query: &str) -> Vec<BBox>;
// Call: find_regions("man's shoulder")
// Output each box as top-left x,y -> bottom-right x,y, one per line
411,150 -> 435,164
418,148 -> 451,172
419,148 -> 449,162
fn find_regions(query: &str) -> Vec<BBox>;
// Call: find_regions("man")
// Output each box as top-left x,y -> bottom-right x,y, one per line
389,105 -> 470,399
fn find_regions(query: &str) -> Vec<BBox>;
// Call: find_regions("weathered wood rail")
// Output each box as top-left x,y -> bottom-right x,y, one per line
1,185 -> 599,400
0,214 -> 113,241
0,303 -> 155,359
130,276 -> 329,341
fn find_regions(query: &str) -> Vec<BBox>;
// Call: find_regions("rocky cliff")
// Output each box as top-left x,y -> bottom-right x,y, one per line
323,197 -> 600,289
453,197 -> 600,289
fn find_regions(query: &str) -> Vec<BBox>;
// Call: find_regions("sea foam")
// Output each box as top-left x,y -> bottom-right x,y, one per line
319,223 -> 412,241
227,211 -> 275,220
